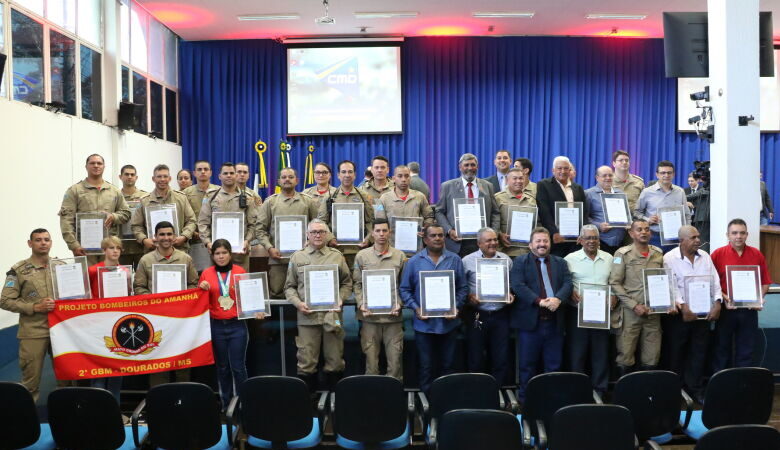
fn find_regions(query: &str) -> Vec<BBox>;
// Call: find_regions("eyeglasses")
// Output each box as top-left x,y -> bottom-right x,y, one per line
308,230 -> 327,235
314,171 -> 330,175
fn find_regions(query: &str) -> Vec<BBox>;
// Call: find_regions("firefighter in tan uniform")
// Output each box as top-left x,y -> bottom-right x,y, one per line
362,156 -> 395,217
235,162 -> 263,207
117,164 -> 148,267
285,219 -> 353,392
59,154 -> 131,263
376,165 -> 435,227
131,164 -> 197,252
611,150 -> 645,213
495,168 -> 537,258
352,219 -> 407,380
609,220 -> 669,375
182,160 -> 219,224
1,229 -> 59,402
317,160 -> 375,269
256,168 -> 320,299
198,163 -> 260,270
301,162 -> 338,204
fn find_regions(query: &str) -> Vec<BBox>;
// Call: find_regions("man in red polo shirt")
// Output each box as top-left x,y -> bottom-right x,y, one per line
710,218 -> 772,370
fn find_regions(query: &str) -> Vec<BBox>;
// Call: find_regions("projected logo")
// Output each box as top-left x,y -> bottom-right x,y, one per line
315,57 -> 359,98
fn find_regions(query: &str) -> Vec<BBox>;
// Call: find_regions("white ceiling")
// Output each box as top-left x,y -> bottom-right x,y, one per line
136,0 -> 780,41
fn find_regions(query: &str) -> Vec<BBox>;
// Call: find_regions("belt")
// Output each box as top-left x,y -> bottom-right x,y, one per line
211,317 -> 240,325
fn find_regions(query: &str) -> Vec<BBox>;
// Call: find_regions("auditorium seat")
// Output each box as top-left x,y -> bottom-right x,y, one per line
548,404 -> 637,450
437,409 -> 523,450
0,381 -> 55,450
693,424 -> 780,450
613,370 -> 686,446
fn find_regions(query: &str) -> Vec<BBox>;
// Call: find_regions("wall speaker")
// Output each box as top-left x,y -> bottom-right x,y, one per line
118,101 -> 144,130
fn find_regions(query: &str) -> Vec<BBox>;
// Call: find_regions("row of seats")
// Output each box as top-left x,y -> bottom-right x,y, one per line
1,367 -> 777,450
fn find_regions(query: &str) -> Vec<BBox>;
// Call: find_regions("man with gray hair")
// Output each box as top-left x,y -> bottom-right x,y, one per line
407,161 -> 430,199
564,224 -> 615,396
436,153 -> 501,257
461,227 -> 514,384
585,166 -> 627,255
536,156 -> 589,257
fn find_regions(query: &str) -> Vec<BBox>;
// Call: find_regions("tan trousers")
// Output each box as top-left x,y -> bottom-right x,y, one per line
268,264 -> 288,299
616,308 -> 662,367
19,338 -> 51,403
360,322 -> 404,380
232,252 -> 250,271
296,324 -> 345,375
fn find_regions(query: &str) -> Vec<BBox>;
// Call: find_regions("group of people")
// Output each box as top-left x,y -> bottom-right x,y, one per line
0,149 -> 770,409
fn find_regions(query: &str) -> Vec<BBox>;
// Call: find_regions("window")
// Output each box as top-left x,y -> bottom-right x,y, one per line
49,29 -> 77,115
120,1 -> 129,62
14,0 -> 43,15
47,0 -> 76,33
149,20 -> 165,81
165,88 -> 177,143
77,0 -> 101,47
129,3 -> 148,71
132,71 -> 147,134
1,3 -> 7,98
121,65 -> 130,102
80,44 -> 101,121
11,9 -> 44,104
149,80 -> 162,137
164,28 -> 177,87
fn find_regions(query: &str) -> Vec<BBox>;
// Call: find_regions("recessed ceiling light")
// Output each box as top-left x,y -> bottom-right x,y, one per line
353,12 -> 419,19
237,14 -> 300,21
472,12 -> 535,18
586,13 -> 647,20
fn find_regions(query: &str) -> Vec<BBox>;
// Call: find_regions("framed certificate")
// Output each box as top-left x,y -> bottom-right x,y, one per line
578,283 -> 610,330
97,265 -> 133,298
212,212 -> 245,253
600,193 -> 632,227
76,212 -> 107,255
390,217 -> 423,255
152,264 -> 187,294
234,272 -> 271,319
332,203 -> 364,244
642,268 -> 676,313
555,201 -> 583,241
684,275 -> 713,318
50,257 -> 90,300
274,215 -> 307,257
362,269 -> 398,315
189,242 -> 212,272
726,265 -> 763,308
304,264 -> 340,311
658,205 -> 686,246
419,270 -> 457,318
454,197 -> 486,239
146,204 -> 179,237
122,201 -> 142,240
506,206 -> 537,246
476,258 -> 510,303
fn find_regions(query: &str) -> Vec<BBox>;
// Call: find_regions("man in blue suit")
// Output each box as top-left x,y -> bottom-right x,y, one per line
510,226 -> 573,401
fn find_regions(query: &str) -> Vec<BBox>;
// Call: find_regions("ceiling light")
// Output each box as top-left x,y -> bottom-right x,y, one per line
354,11 -> 418,19
472,12 -> 535,18
586,13 -> 647,20
237,14 -> 300,21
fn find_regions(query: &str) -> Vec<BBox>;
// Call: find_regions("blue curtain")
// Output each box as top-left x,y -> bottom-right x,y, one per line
180,36 -> 777,206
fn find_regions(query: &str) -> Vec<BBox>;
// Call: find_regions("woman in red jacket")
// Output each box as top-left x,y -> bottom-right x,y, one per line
199,239 -> 265,408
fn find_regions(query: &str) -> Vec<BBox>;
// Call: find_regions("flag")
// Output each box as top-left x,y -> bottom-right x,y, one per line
48,289 -> 214,380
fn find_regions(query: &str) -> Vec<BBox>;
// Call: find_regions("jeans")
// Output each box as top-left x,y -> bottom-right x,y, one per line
90,376 -> 122,405
465,307 -> 510,386
415,329 -> 458,395
516,319 -> 564,402
210,318 -> 249,407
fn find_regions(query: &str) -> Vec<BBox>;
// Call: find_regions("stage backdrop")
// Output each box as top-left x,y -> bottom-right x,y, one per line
179,36 -> 780,206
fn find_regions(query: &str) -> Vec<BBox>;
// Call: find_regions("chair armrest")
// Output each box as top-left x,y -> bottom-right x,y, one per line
427,418 -> 438,450
407,392 -> 416,421
536,420 -> 548,450
521,418 -> 532,448
644,440 -> 663,450
131,399 -> 146,448
317,392 -> 329,432
504,389 -> 520,415
225,396 -> 240,447
417,391 -> 431,431
680,389 -> 694,430
499,391 -> 506,410
593,390 -> 604,404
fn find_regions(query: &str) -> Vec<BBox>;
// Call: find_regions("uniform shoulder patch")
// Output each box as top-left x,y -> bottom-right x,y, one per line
613,257 -> 622,264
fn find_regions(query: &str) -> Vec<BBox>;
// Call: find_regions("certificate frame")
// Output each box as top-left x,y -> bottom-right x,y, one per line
122,201 -> 142,240
212,211 -> 246,254
274,215 -> 307,257
152,264 -> 187,294
683,274 -> 714,318
506,205 -> 537,246
600,193 -> 632,228
476,258 -> 510,303
554,201 -> 583,241
50,256 -> 91,300
390,216 -> 423,255
76,212 -> 108,255
453,197 -> 486,240
234,272 -> 271,319
577,282 -> 611,330
145,204 -> 179,237
362,269 -> 399,315
726,265 -> 763,308
419,270 -> 457,318
642,268 -> 676,314
658,205 -> 687,246
304,264 -> 341,311
97,265 -> 134,298
332,202 -> 365,245
189,242 -> 212,272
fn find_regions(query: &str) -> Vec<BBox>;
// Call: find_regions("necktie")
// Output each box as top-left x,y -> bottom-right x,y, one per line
467,182 -> 475,199
539,257 -> 554,298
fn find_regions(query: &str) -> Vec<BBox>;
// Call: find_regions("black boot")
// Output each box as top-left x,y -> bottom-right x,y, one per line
616,365 -> 632,379
326,371 -> 344,391
299,373 -> 317,394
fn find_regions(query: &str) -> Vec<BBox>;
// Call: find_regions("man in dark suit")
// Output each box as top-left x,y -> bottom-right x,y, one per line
510,226 -> 572,401
408,161 -> 431,200
536,156 -> 589,256
436,153 -> 501,257
485,150 -> 512,194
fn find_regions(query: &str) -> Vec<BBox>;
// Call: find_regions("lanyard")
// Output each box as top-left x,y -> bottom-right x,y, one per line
217,270 -> 232,297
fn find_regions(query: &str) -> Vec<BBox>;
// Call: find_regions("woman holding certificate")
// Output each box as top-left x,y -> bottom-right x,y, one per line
198,239 -> 265,408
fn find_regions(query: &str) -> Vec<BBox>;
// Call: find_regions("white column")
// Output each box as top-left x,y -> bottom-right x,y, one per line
707,0 -> 762,249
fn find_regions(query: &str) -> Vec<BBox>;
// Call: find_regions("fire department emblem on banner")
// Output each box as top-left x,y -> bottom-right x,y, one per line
104,314 -> 162,357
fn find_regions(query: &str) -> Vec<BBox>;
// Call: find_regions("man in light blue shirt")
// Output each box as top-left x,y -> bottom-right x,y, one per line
585,166 -> 627,255
564,225 -> 615,396
634,160 -> 691,252
462,227 -> 514,385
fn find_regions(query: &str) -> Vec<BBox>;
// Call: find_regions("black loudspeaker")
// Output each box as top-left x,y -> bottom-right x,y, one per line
0,53 -> 6,81
118,101 -> 144,130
